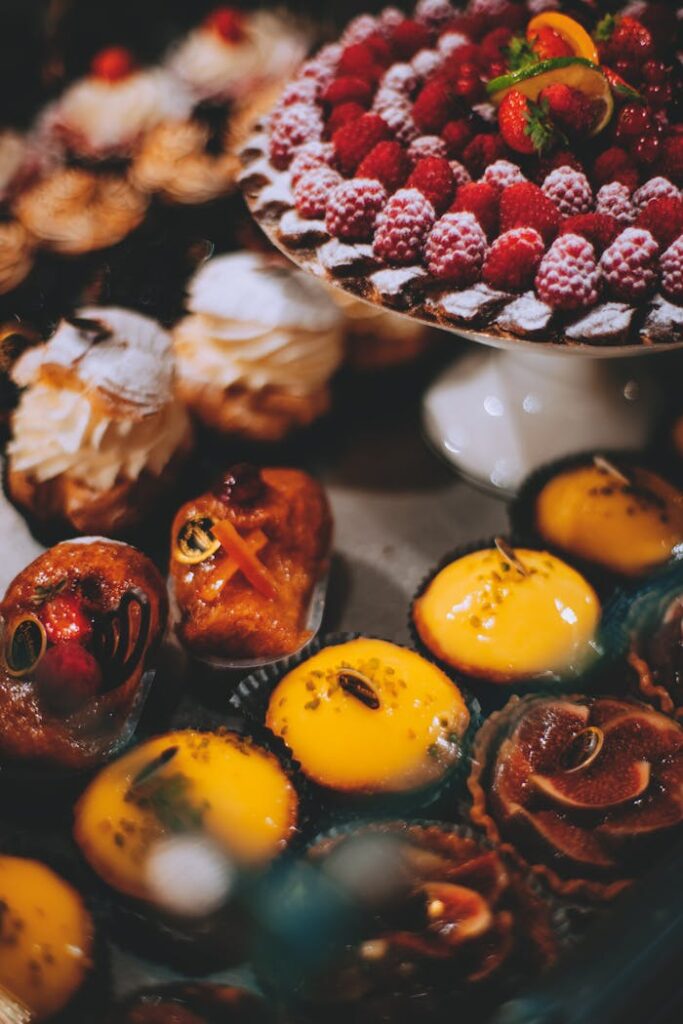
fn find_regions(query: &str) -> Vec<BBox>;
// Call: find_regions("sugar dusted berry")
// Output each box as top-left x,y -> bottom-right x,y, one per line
294,168 -> 343,219
441,119 -> 473,157
380,62 -> 418,94
332,113 -> 390,174
633,176 -> 680,210
451,180 -> 499,238
425,211 -> 488,284
595,182 -> 636,226
599,227 -> 660,303
560,214 -> 619,255
535,233 -> 600,311
408,135 -> 448,163
661,235 -> 683,302
414,0 -> 455,27
373,187 -> 436,264
338,43 -> 383,84
289,142 -> 335,186
357,141 -> 411,192
406,156 -> 454,213
482,159 -> 526,192
449,161 -> 471,189
462,133 -> 506,177
500,181 -> 561,244
483,227 -> 545,292
269,103 -> 324,169
327,102 -> 366,134
326,178 -> 388,242
541,166 -> 593,218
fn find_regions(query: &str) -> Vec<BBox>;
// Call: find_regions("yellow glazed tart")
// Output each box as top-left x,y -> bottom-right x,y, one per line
534,462 -> 683,577
74,730 -> 298,902
0,855 -> 94,1021
265,638 -> 470,794
412,546 -> 600,684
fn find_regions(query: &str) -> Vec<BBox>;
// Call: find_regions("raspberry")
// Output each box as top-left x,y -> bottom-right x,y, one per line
539,83 -> 600,137
412,49 -> 444,81
269,104 -> 323,169
91,46 -> 135,82
206,7 -> 246,43
332,113 -> 390,175
462,133 -> 506,178
451,180 -> 499,238
357,140 -> 411,192
339,43 -> 383,83
373,85 -> 405,117
437,33 -> 473,59
441,119 -> 473,157
408,135 -> 448,163
500,181 -> 561,244
299,59 -> 336,92
424,211 -> 487,284
364,32 -> 393,67
323,76 -> 373,108
633,176 -> 680,210
635,197 -> 683,249
661,135 -> 683,187
615,102 -> 654,142
40,594 -> 92,645
595,182 -> 636,227
327,102 -> 366,135
294,168 -> 342,219
379,100 -> 419,145
560,214 -> 619,255
277,78 -> 321,107
535,234 -> 600,311
373,187 -> 436,264
406,156 -> 455,213
380,63 -> 418,94
326,178 -> 388,242
380,7 -> 405,35
541,166 -> 593,219
413,80 -> 454,133
536,150 -> 583,182
482,227 -> 544,292
289,142 -> 335,186
35,642 -> 103,715
449,161 -> 471,188
593,147 -> 639,192
599,227 -> 659,303
480,27 -> 513,65
392,19 -> 433,60
341,15 -> 378,47
415,0 -> 456,27
661,235 -> 683,302
482,159 -> 527,192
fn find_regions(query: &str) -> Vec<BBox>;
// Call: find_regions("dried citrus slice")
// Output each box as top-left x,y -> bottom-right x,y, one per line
488,56 -> 614,135
527,11 -> 599,64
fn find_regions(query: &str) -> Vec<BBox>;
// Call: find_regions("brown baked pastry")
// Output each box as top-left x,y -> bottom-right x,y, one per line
7,306 -> 193,538
170,464 -> 331,661
0,538 -> 167,774
469,693 -> 683,901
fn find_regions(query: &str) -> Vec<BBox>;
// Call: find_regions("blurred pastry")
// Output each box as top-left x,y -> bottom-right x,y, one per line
329,287 -> 433,371
14,167 -> 148,255
0,219 -> 34,291
0,538 -> 167,775
108,984 -> 274,1024
7,306 -> 193,538
171,464 -> 331,661
0,319 -> 41,430
38,46 -> 192,162
0,855 -> 95,1021
166,7 -> 308,106
130,117 -> 238,205
172,252 -> 343,441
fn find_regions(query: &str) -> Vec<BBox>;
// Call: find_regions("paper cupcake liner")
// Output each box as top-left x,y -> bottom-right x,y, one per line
253,818 -> 568,1022
508,449 -> 683,600
466,691 -> 661,906
408,537 -> 607,714
229,631 -> 482,828
600,561 -> 683,721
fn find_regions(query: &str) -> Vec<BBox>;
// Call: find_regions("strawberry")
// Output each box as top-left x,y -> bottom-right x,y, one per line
498,89 -> 555,155
35,642 -> 103,714
40,594 -> 92,645
539,84 -> 600,138
528,25 -> 574,61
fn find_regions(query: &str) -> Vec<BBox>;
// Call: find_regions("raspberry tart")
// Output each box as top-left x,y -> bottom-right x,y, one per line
241,1 -> 683,350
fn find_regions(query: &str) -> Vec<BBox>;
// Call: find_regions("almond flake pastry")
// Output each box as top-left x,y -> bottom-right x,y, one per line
240,1 -> 683,350
7,306 -> 194,539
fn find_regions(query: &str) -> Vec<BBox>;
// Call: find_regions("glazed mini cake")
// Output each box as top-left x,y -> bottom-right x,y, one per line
7,306 -> 193,537
172,252 -> 344,441
0,855 -> 95,1021
240,1 -> 683,349
412,541 -> 601,684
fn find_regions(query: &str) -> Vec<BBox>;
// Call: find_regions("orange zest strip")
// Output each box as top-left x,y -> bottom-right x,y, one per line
211,519 -> 279,601
200,530 -> 268,602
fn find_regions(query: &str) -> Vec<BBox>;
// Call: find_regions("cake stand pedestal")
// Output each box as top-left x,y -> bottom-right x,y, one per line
422,343 -> 669,497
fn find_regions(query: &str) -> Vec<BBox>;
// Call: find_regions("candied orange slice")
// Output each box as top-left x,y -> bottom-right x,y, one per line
527,12 -> 598,64
212,519 -> 278,600
199,530 -> 268,602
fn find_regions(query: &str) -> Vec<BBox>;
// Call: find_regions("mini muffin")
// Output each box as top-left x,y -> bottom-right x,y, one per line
263,637 -> 471,803
412,542 -> 601,685
526,456 -> 683,579
469,693 -> 683,901
166,7 -> 308,105
14,168 -> 148,255
328,287 -> 433,371
108,984 -> 274,1024
38,47 -> 192,162
0,538 -> 167,775
258,822 -> 558,1023
7,306 -> 193,538
171,464 -> 331,662
0,854 -> 95,1021
172,252 -> 344,441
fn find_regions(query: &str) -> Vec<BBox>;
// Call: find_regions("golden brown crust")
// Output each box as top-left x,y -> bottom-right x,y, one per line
176,377 -> 330,442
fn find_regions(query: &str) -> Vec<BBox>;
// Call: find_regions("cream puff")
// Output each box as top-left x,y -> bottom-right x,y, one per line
172,252 -> 344,441
7,306 -> 193,537
129,118 -> 238,205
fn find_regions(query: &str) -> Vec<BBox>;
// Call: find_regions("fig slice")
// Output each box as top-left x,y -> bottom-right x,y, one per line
514,701 -> 590,772
444,851 -> 510,906
600,709 -> 683,761
597,758 -> 683,842
421,882 -> 494,948
509,806 -> 616,869
531,760 -> 650,811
